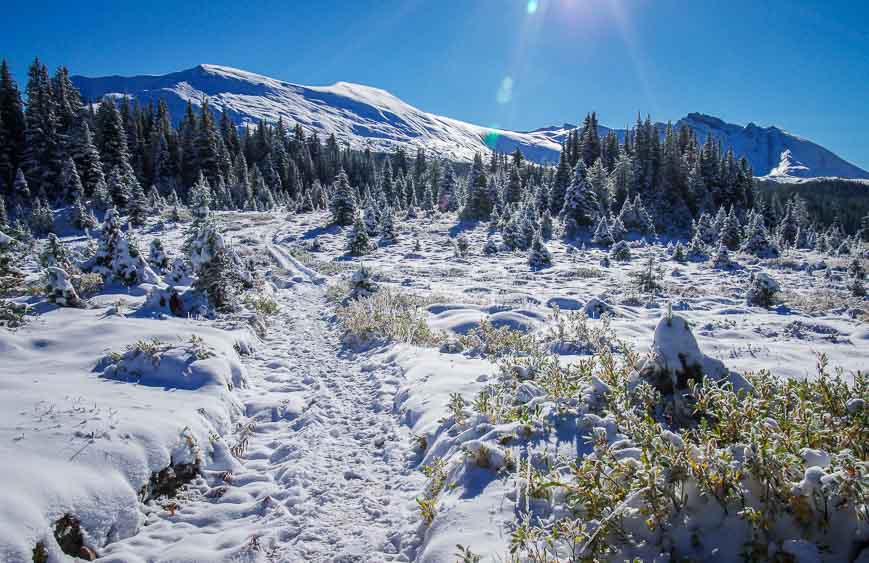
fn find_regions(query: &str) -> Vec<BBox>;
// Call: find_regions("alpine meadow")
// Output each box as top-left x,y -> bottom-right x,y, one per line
0,1 -> 867,562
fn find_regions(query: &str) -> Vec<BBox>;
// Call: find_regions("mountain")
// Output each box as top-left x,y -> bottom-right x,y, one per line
72,64 -> 869,180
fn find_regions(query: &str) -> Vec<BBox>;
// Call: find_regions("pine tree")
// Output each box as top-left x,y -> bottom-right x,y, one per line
91,207 -> 158,286
591,216 -> 614,247
329,167 -> 356,226
719,206 -> 741,250
347,213 -> 371,256
560,161 -> 597,237
128,182 -> 149,227
60,156 -> 84,202
72,122 -> 105,198
461,153 -> 493,220
12,168 -> 29,201
22,59 -> 61,198
437,160 -> 458,212
549,149 -> 572,215
188,218 -> 248,310
0,60 -> 27,190
30,198 -> 54,235
189,171 -> 213,217
348,264 -> 378,300
148,238 -> 170,272
71,196 -> 97,231
380,207 -> 397,245
40,233 -> 72,270
528,233 -> 552,270
0,195 -> 7,230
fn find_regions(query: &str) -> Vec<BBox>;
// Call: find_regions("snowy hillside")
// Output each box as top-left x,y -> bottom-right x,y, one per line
72,64 -> 869,179
72,64 -> 563,164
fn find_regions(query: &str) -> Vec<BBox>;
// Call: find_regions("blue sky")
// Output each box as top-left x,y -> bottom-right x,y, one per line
5,0 -> 868,169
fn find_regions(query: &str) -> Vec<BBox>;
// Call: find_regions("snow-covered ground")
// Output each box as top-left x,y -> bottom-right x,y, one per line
1,209 -> 866,562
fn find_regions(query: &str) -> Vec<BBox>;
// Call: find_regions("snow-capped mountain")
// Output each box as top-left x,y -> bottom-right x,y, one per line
72,64 -> 868,180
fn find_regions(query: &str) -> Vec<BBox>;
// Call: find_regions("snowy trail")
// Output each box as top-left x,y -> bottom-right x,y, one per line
101,241 -> 423,563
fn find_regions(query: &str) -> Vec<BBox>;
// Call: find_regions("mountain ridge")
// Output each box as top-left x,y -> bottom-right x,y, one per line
72,64 -> 869,180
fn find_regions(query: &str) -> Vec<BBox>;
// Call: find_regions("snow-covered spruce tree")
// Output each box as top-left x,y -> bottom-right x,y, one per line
0,196 -> 8,231
128,182 -> 149,227
12,168 -> 30,203
165,257 -> 192,286
745,272 -> 780,307
454,234 -> 470,259
380,208 -> 397,245
330,167 -> 357,226
847,275 -> 866,297
540,210 -> 554,240
437,160 -> 459,212
560,161 -> 597,238
148,239 -> 170,273
461,153 -> 493,221
739,212 -> 779,258
30,198 -> 54,235
71,196 -> 98,231
44,267 -> 81,307
672,242 -> 686,263
363,201 -> 379,237
483,234 -> 499,255
528,233 -> 552,270
188,218 -> 248,311
711,243 -> 733,269
147,185 -> 165,211
847,258 -> 866,281
189,172 -> 213,218
348,264 -> 378,300
347,213 -> 371,257
39,233 -> 72,270
91,207 -> 158,286
591,216 -> 614,247
688,231 -> 707,260
608,213 -> 626,242
501,213 -> 523,251
718,206 -> 741,250
60,156 -> 84,202
609,240 -> 631,261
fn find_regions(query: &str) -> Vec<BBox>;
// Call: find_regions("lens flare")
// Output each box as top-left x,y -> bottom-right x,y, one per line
484,129 -> 500,149
496,76 -> 513,104
527,0 -> 539,14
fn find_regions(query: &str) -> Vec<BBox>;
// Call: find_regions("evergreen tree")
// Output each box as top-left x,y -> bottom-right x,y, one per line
528,233 -> 552,270
462,153 -> 492,220
128,182 -> 149,227
71,122 -> 105,197
719,206 -> 741,250
548,149 -> 572,215
380,207 -> 397,245
329,167 -> 356,226
437,160 -> 458,212
591,216 -> 614,247
560,161 -> 597,237
347,213 -> 371,256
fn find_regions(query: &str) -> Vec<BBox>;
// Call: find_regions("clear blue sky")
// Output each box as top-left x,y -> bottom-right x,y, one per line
4,0 -> 868,169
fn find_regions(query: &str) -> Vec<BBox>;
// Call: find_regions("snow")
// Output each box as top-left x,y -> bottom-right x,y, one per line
72,65 -> 869,178
1,209 -> 866,561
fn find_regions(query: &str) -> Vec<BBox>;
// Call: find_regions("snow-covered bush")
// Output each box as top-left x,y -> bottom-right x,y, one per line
39,233 -> 73,271
609,240 -> 631,261
44,267 -> 82,307
454,234 -> 470,259
528,234 -> 552,270
187,218 -> 250,311
672,241 -> 686,262
348,264 -> 378,300
711,243 -> 733,269
90,208 -> 158,286
148,239 -> 170,273
746,272 -> 781,307
483,234 -> 498,255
